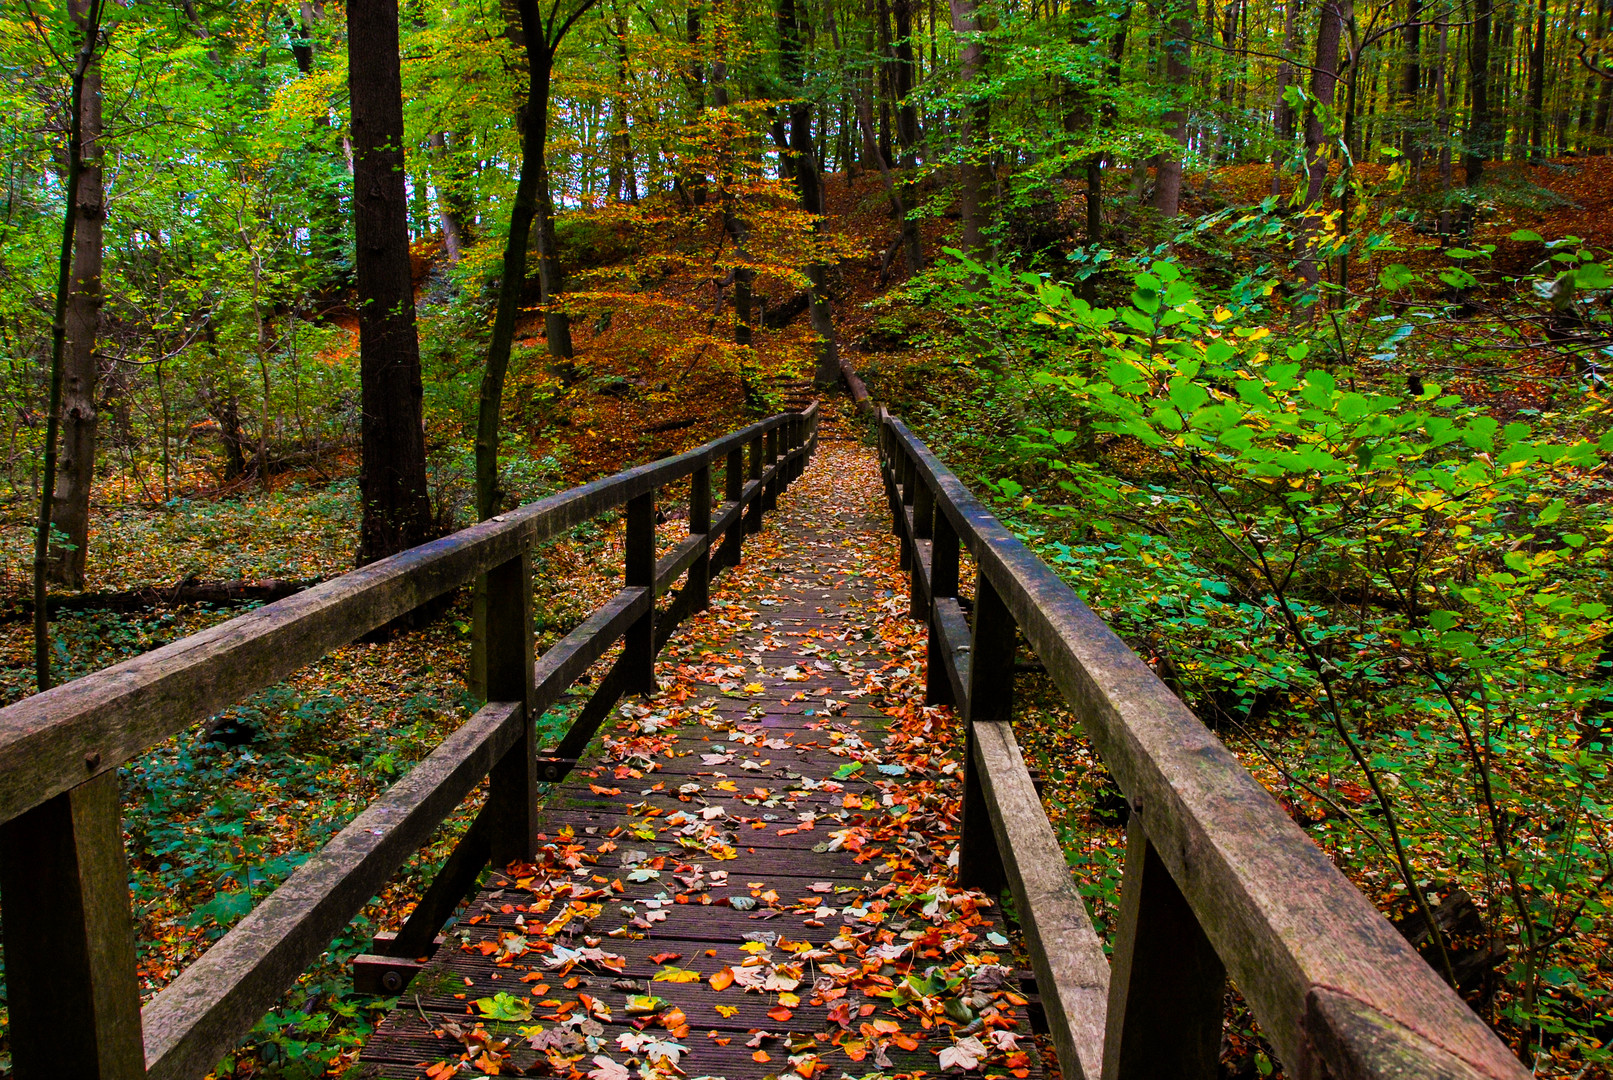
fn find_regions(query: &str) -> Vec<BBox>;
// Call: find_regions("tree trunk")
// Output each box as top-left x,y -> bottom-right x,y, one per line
34,0 -> 104,690
1153,0 -> 1194,217
780,0 -> 842,388
1466,0 -> 1493,182
428,131 -> 472,265
1400,0 -> 1422,171
948,0 -> 991,260
1526,0 -> 1547,157
47,0 -> 105,592
1298,0 -> 1344,284
348,0 -> 436,566
1272,0 -> 1302,197
608,10 -> 638,202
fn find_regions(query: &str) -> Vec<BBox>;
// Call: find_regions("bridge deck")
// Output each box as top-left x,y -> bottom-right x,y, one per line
358,439 -> 1046,1079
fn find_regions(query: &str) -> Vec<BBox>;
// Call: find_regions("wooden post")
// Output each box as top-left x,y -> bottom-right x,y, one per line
723,446 -> 744,568
909,480 -> 935,619
1102,816 -> 1226,1080
897,448 -> 914,571
624,490 -> 657,694
926,509 -> 959,705
690,463 -> 711,610
763,426 -> 780,511
745,435 -> 763,535
484,547 -> 538,867
0,772 -> 145,1079
958,568 -> 1012,894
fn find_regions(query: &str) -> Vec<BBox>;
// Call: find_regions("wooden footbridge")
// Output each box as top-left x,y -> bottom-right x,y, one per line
0,402 -> 1528,1080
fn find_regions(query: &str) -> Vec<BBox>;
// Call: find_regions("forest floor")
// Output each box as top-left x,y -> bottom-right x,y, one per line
1,154 -> 1611,1077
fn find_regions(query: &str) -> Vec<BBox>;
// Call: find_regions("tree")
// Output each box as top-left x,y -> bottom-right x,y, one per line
348,0 -> 436,565
34,0 -> 107,690
473,0 -> 599,527
1152,0 -> 1193,217
779,0 -> 842,388
948,0 -> 990,261
45,0 -> 105,591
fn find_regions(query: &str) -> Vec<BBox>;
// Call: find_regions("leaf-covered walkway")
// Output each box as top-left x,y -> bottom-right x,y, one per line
358,437 -> 1045,1079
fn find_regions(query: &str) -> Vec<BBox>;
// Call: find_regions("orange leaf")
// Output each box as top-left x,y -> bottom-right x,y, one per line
768,1005 -> 794,1022
708,967 -> 735,991
752,1051 -> 771,1063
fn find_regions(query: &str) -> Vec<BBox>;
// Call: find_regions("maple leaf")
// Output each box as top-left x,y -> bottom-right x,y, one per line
586,1054 -> 630,1080
938,1035 -> 987,1071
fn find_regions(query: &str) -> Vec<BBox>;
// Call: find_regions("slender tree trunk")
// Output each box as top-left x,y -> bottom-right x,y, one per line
1298,0 -> 1344,284
1400,0 -> 1422,172
1153,0 -> 1194,217
1273,0 -> 1303,196
428,131 -> 471,264
1526,0 -> 1547,156
47,0 -> 105,592
608,10 -> 638,202
780,0 -> 842,388
948,0 -> 991,259
36,0 -> 104,690
892,0 -> 920,164
1466,0 -> 1494,183
348,0 -> 436,566
1436,13 -> 1454,233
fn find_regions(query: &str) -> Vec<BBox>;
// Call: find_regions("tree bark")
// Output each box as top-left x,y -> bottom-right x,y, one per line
1298,0 -> 1344,284
1153,0 -> 1194,217
780,0 -> 842,388
348,0 -> 436,565
1466,0 -> 1493,183
35,0 -> 105,690
428,131 -> 472,265
1272,0 -> 1302,197
948,0 -> 991,260
1400,0 -> 1422,171
47,0 -> 105,592
1526,0 -> 1547,156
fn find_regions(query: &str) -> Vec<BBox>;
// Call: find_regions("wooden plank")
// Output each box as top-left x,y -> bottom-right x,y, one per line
973,720 -> 1110,1080
931,597 -> 972,708
533,588 -> 649,711
653,533 -> 708,596
1101,819 -> 1224,1080
0,771 -> 145,1080
141,701 -> 524,1080
885,416 -> 1528,1080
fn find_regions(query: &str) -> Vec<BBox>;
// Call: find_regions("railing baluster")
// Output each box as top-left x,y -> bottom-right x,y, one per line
764,425 -> 780,511
723,446 -> 744,568
897,448 -> 914,571
624,490 -> 657,694
0,773 -> 145,1079
690,463 -> 711,610
926,508 -> 959,705
484,546 -> 538,865
746,434 -> 764,535
910,480 -> 935,619
957,569 -> 1013,895
1101,814 -> 1226,1080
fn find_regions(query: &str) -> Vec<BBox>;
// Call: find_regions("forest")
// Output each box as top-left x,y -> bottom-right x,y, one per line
0,0 -> 1611,1075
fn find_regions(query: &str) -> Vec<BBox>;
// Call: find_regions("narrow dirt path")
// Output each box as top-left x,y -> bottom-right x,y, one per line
359,425 -> 1047,1080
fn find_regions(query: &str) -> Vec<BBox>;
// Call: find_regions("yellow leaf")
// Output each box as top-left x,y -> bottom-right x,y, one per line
715,1004 -> 739,1018
652,966 -> 702,983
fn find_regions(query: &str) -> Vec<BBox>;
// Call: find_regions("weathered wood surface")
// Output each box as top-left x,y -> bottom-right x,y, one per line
359,438 -> 1044,1080
883,416 -> 1528,1080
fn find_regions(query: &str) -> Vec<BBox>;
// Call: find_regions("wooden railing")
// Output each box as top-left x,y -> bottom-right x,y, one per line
878,411 -> 1529,1080
0,404 -> 819,1080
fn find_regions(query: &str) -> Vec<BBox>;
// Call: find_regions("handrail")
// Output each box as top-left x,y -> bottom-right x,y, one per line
0,403 -> 820,1080
879,413 -> 1528,1080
